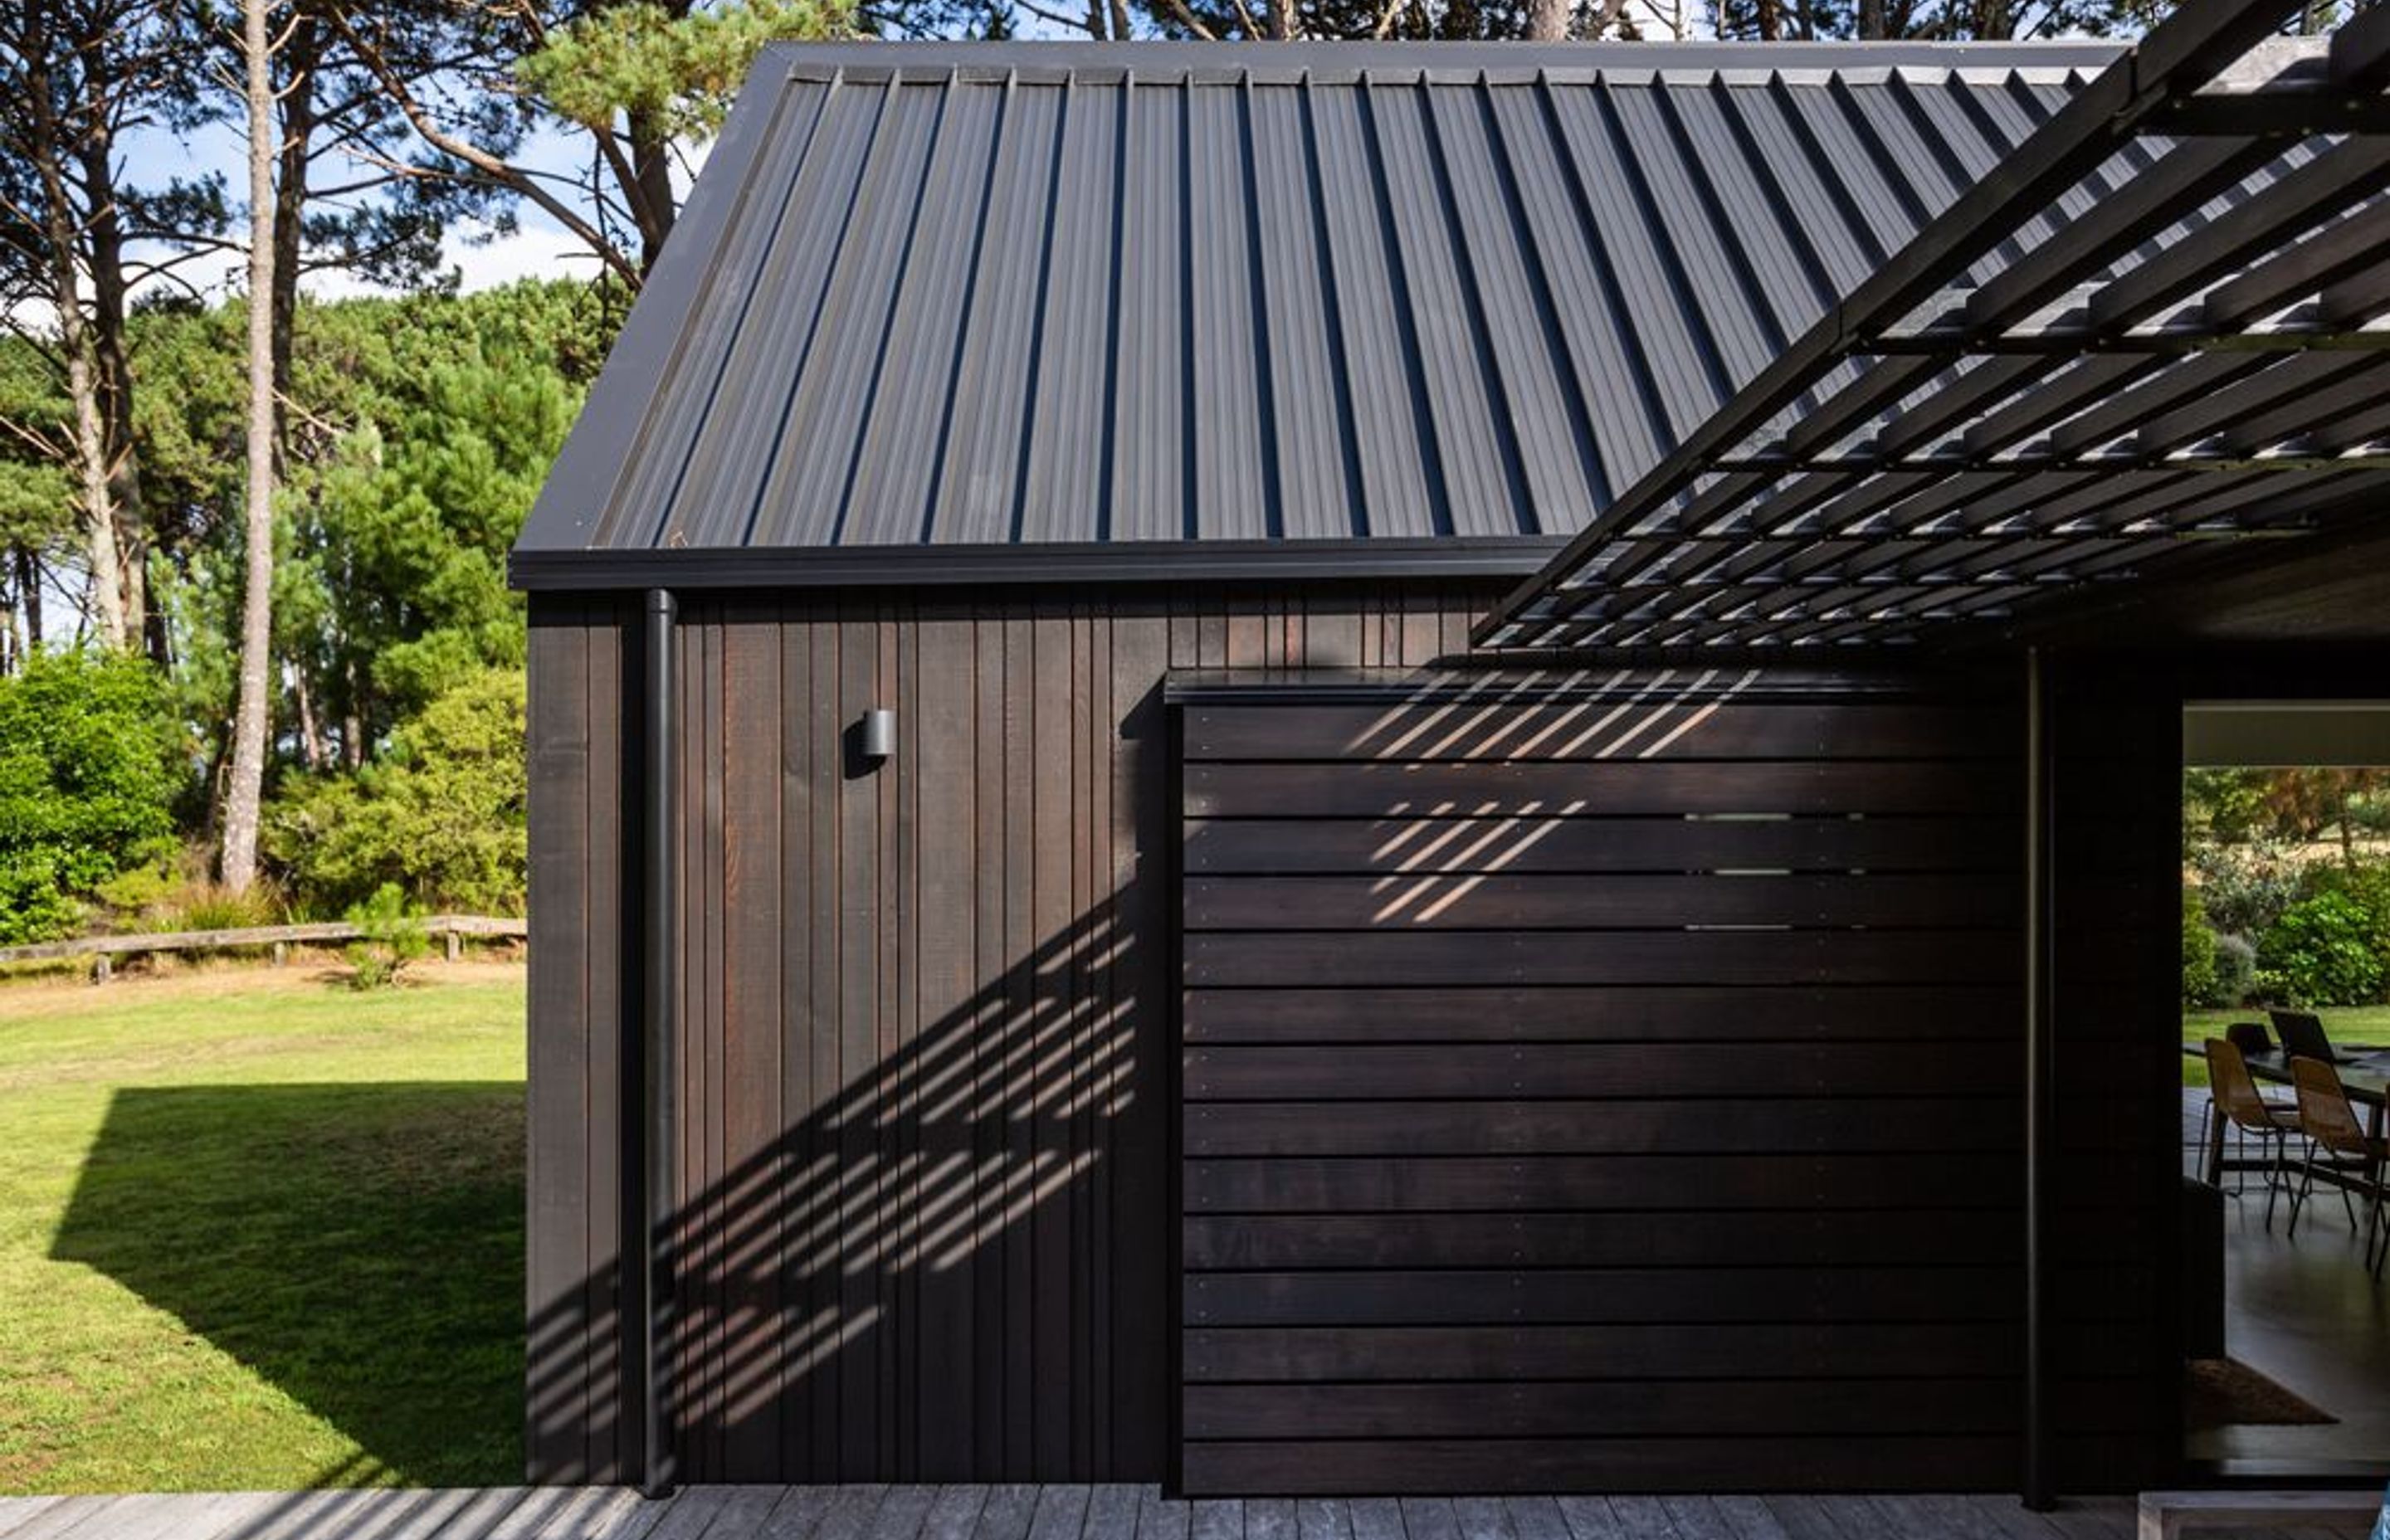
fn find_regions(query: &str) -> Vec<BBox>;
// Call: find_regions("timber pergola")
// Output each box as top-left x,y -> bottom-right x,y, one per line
1473,0 -> 2390,655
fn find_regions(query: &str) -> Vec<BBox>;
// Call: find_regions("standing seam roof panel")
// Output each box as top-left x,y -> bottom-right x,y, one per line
1017,81 -> 1122,545
1248,84 -> 1356,541
756,82 -> 953,544
515,41 -> 2141,565
1453,85 -> 1614,537
1305,82 -> 1439,543
927,79 -> 1064,546
842,80 -> 1008,545
661,79 -> 891,549
1112,81 -> 1187,543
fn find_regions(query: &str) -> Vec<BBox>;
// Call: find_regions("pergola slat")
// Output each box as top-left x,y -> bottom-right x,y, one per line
1478,0 -> 2390,652
2081,138 -> 2390,334
2203,200 -> 2390,326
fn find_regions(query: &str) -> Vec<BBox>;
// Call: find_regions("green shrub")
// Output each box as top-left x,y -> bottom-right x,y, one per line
344,883 -> 430,990
2213,930 -> 2258,1006
266,668 -> 527,916
2257,889 -> 2386,1007
2189,841 -> 2308,940
2183,887 -> 2226,1008
0,649 -> 181,944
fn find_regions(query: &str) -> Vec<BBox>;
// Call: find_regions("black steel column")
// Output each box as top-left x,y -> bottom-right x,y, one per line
641,588 -> 679,1499
2022,645 -> 2055,1509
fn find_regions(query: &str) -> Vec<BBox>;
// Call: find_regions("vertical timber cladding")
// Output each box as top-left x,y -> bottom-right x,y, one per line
521,582 -> 1504,1485
1177,675 -> 2075,1495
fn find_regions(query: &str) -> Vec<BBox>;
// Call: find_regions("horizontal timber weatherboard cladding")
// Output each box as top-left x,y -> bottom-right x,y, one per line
524,580 -> 1506,1485
1174,684 -> 2079,1496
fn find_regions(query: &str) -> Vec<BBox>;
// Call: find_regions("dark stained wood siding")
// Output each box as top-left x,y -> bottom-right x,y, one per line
526,595 -> 633,1484
524,582 -> 1505,1485
529,585 -> 2190,1494
1174,685 -> 2046,1495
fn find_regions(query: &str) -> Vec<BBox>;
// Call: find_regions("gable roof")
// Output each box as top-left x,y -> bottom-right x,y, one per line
510,38 -> 2125,590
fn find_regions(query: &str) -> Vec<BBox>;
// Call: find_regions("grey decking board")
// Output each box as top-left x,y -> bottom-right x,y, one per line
1656,1500 -> 1734,1540
2,1496 -> 127,1540
0,1490 -> 2168,1540
1399,1501 -> 1464,1540
420,1488 -> 544,1540
348,1489 -> 482,1540
1193,1500 -> 1247,1540
1754,1498 -> 1843,1540
703,1486 -> 800,1540
52,1495 -> 180,1540
920,1489 -> 992,1540
1957,1496 -> 2077,1540
639,1488 -> 744,1540
1025,1488 -> 1093,1540
0,1503 -> 84,1540
971,1488 -> 1040,1540
1087,1489 -> 1147,1540
1133,1488 -> 1190,1540
812,1485 -> 894,1540
1554,1499 -> 1627,1540
1604,1500 -> 1680,1540
222,1489 -> 382,1540
1502,1499 -> 1573,1540
1806,1499 -> 1901,1540
483,1486 -> 589,1540
861,1488 -> 941,1540
1708,1499 -> 1788,1540
755,1488 -> 842,1540
1246,1499 -> 1296,1540
1296,1500 -> 1354,1540
522,1488 -> 628,1540
1453,1499 -> 1515,1540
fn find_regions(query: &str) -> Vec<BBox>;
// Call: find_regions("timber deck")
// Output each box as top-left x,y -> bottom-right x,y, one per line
0,1487 -> 2217,1540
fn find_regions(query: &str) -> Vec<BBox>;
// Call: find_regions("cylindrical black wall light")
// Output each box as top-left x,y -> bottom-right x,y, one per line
861,707 -> 897,762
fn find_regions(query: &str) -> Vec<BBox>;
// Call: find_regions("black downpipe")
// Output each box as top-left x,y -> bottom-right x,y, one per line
641,588 -> 679,1499
2022,646 -> 2054,1509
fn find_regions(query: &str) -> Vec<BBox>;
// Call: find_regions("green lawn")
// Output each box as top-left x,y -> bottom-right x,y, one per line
0,962 -> 525,1494
2180,1004 -> 2390,1088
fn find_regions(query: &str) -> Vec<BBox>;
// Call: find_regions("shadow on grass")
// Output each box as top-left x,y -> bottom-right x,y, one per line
50,1083 -> 524,1487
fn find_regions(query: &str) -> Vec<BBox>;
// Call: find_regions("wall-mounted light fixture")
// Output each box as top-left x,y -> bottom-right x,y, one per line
860,708 -> 897,762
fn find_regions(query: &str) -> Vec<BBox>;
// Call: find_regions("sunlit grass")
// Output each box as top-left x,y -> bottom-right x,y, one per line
0,962 -> 524,1494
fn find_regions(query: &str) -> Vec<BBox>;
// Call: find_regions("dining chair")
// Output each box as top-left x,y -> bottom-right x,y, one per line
2285,1054 -> 2390,1276
2203,1037 -> 2300,1228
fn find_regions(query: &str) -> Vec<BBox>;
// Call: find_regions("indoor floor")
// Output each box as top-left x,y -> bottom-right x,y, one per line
2183,1089 -> 2390,1473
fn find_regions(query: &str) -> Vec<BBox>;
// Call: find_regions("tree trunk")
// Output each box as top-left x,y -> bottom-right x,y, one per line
627,109 -> 678,275
1526,0 -> 1570,38
22,45 -> 128,651
271,13 -> 320,455
1857,0 -> 1887,36
77,127 -> 151,653
16,548 -> 41,652
64,344 -> 128,649
222,0 -> 280,895
294,665 -> 326,771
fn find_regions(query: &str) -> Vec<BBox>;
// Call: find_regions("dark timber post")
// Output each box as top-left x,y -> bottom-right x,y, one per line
2023,645 -> 2054,1509
640,588 -> 679,1499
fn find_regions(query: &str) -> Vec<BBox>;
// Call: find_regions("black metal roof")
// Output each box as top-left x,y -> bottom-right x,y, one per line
1477,1 -> 2390,651
510,37 -> 2128,589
